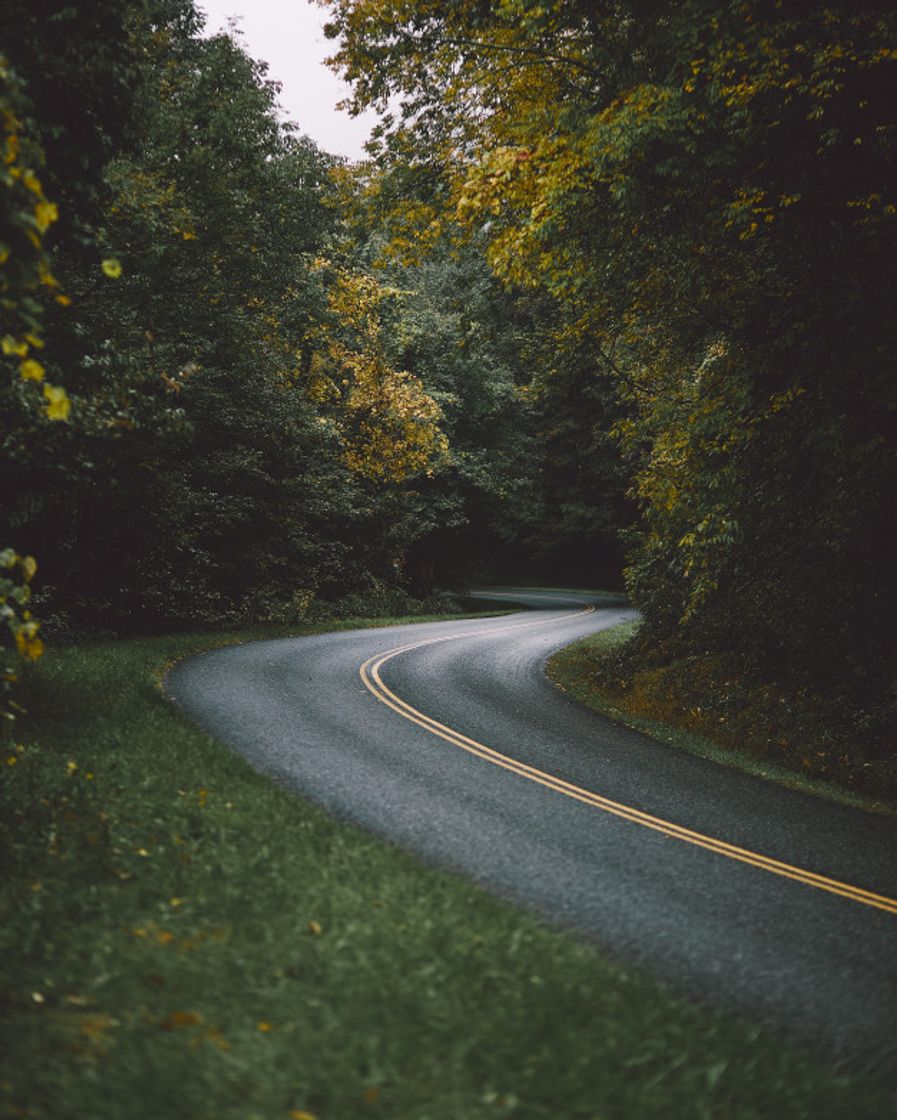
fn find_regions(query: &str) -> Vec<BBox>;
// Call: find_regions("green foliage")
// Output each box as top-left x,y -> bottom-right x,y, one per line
0,0 -> 142,233
1,0 -> 460,634
0,548 -> 42,726
0,51 -> 73,719
0,54 -> 70,417
327,0 -> 897,707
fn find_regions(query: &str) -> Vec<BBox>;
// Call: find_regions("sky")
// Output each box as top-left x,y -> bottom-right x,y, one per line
197,0 -> 380,160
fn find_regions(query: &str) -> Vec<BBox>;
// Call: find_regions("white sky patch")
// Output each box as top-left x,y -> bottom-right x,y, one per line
197,0 -> 380,160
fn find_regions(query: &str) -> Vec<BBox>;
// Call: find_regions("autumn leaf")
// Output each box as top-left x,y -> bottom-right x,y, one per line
160,1010 -> 202,1030
20,359 -> 44,382
43,384 -> 71,421
14,630 -> 44,662
34,201 -> 58,232
2,335 -> 28,357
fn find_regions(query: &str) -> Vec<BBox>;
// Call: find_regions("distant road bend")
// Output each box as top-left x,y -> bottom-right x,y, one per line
166,588 -> 897,1063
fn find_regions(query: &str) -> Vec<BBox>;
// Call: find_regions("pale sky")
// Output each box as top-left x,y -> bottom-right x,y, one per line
197,0 -> 380,160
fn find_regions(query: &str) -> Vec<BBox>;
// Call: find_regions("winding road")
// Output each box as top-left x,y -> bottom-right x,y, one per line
166,588 -> 897,1064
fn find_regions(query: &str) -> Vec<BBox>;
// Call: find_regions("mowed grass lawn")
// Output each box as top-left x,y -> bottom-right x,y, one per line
1,620 -> 894,1120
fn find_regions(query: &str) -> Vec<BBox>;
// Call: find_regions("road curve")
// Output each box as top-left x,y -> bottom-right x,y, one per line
165,589 -> 897,1064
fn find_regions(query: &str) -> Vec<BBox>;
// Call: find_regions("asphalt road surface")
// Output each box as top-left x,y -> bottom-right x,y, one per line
166,588 -> 897,1065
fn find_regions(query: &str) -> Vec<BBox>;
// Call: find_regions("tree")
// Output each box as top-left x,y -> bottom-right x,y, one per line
1,49 -> 75,718
325,0 -> 897,697
3,0 -> 457,632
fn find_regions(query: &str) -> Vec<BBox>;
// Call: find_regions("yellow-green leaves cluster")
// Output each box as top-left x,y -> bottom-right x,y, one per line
1,548 -> 43,724
1,57 -> 71,422
308,261 -> 448,482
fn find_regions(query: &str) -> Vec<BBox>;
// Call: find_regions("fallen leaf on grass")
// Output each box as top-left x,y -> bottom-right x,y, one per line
160,1010 -> 203,1030
204,1026 -> 230,1051
47,1010 -> 119,1057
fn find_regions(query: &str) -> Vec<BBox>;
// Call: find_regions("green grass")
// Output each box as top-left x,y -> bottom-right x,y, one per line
548,622 -> 897,818
1,619 -> 895,1120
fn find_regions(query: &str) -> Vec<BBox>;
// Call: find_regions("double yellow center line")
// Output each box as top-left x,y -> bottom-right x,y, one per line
360,606 -> 897,916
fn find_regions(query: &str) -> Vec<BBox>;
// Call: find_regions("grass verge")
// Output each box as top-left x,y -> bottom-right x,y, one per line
549,622 -> 897,817
1,618 -> 895,1119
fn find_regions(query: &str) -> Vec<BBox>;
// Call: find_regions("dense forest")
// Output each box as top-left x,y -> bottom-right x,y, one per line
2,1 -> 895,789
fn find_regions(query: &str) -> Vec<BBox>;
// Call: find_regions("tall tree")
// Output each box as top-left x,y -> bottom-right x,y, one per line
2,0 -> 452,633
326,0 -> 897,695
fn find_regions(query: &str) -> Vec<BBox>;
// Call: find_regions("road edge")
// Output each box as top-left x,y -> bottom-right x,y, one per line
547,622 -> 897,820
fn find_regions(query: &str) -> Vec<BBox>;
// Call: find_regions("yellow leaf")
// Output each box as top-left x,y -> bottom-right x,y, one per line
2,335 -> 28,357
14,631 -> 44,662
289,1112 -> 317,1120
43,384 -> 71,421
206,1026 -> 231,1051
22,555 -> 37,581
257,1020 -> 273,1032
22,169 -> 43,196
101,258 -> 122,278
307,920 -> 323,936
79,1014 -> 118,1039
161,1010 -> 202,1030
20,359 -> 44,382
34,201 -> 58,232
38,261 -> 58,288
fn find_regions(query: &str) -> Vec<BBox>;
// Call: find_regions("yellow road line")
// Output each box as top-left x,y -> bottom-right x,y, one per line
359,608 -> 897,916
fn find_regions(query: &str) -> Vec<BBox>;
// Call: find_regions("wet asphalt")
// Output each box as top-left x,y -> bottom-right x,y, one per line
165,589 -> 897,1067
